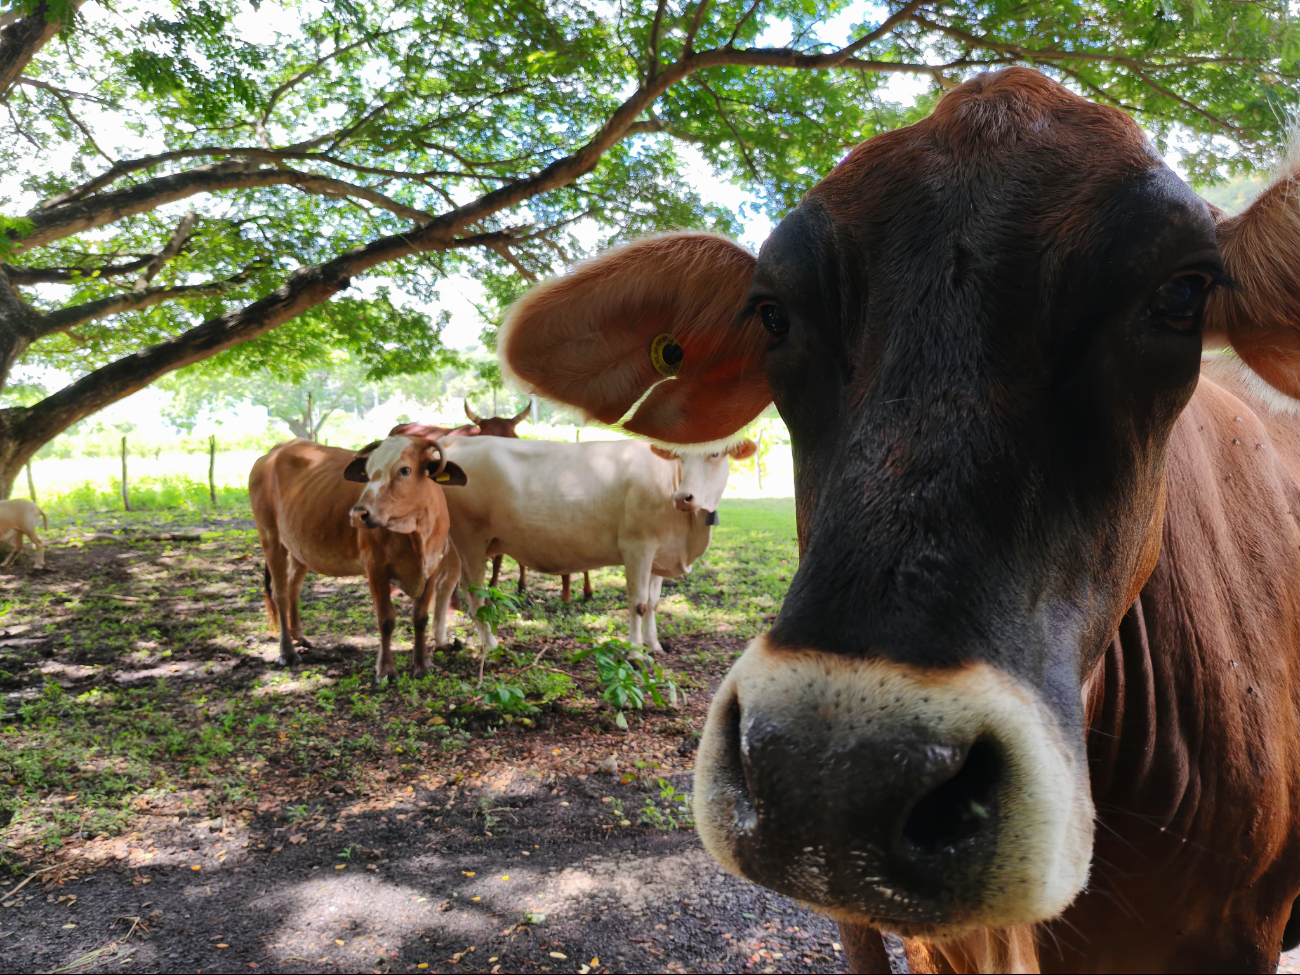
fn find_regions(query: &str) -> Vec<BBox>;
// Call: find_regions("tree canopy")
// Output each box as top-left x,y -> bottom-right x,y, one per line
0,0 -> 1295,494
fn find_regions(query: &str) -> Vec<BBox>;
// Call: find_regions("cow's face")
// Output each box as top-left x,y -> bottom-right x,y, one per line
652,440 -> 758,515
498,68 -> 1299,937
344,436 -> 466,532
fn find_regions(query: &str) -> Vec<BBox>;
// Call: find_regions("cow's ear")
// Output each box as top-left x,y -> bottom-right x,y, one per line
428,461 -> 468,487
343,441 -> 382,482
1207,156 -> 1300,397
500,233 -> 771,444
649,445 -> 678,461
727,438 -> 758,461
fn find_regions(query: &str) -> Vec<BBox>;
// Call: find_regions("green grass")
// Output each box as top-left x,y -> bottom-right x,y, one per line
0,497 -> 797,864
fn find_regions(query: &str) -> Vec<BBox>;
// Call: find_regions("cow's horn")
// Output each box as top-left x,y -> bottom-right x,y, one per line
464,398 -> 484,423
510,401 -> 531,424
427,439 -> 448,478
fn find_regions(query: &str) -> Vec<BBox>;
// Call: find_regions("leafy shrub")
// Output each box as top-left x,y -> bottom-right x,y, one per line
570,638 -> 679,729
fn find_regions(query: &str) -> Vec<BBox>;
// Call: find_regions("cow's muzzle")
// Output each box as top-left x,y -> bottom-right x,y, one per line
350,505 -> 381,529
692,636 -> 1094,937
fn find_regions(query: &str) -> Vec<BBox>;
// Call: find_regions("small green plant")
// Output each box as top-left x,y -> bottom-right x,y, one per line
285,803 -> 311,822
639,778 -> 695,830
570,638 -> 679,729
469,585 -> 522,638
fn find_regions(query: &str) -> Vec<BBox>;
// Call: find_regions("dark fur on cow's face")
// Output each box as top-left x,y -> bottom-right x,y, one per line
762,76 -> 1219,678
694,71 -> 1223,935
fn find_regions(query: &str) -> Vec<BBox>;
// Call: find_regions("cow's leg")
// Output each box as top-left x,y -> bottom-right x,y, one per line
433,546 -> 460,649
286,557 -> 311,648
366,569 -> 399,683
622,548 -> 655,652
643,574 -> 665,654
583,570 -> 593,600
25,525 -> 45,570
517,562 -> 527,593
459,545 -> 497,651
0,529 -> 21,567
411,574 -> 439,678
561,574 -> 572,603
489,554 -> 502,588
261,541 -> 300,666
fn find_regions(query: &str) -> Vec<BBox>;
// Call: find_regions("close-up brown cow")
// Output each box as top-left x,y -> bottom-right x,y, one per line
500,68 -> 1300,972
248,436 -> 467,682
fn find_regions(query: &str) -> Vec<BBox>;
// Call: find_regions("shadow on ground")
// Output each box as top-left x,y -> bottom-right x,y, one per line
1,771 -> 887,975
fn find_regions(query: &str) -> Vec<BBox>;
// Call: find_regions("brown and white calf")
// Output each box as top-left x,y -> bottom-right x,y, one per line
249,436 -> 466,681
0,499 -> 47,569
502,68 -> 1300,973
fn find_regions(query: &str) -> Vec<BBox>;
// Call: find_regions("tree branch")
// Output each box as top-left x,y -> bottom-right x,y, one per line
38,268 -> 260,336
646,0 -> 668,81
0,0 -> 84,98
14,163 -> 435,251
133,211 -> 199,291
3,10 -> 954,461
2,256 -> 154,284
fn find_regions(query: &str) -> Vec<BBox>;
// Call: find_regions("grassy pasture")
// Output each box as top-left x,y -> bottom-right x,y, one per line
0,495 -> 797,866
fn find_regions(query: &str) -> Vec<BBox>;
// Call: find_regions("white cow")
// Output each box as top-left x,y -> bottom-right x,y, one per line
435,437 -> 757,652
0,499 -> 47,569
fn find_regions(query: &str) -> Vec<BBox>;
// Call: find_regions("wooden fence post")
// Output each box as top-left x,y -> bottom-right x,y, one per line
208,435 -> 217,506
120,436 -> 131,512
25,461 -> 36,504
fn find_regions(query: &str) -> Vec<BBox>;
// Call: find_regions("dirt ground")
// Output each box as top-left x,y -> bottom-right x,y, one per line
3,505 -> 1298,974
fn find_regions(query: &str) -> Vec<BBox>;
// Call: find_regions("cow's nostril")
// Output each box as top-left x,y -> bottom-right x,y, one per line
901,738 -> 1003,854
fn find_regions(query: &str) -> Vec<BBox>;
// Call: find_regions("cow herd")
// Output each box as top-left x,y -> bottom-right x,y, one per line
248,401 -> 756,680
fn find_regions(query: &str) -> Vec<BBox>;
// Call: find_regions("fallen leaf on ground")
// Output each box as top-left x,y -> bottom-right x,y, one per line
461,871 -> 475,877
549,951 -> 568,960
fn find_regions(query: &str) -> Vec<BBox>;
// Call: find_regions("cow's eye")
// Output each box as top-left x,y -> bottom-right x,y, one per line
1151,274 -> 1210,331
758,302 -> 790,338
399,466 -> 411,476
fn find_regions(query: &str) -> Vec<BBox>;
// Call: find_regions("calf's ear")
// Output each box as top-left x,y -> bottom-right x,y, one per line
500,233 -> 771,444
727,438 -> 758,461
343,441 -> 382,483
649,445 -> 679,461
428,461 -> 468,487
1207,153 -> 1300,397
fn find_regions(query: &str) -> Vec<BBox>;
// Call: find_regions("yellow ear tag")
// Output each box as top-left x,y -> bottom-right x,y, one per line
650,333 -> 684,377
435,472 -> 450,482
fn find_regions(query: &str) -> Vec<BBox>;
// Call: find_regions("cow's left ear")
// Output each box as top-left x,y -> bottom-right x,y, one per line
1207,155 -> 1300,397
500,233 -> 771,444
426,460 -> 468,487
727,439 -> 758,461
343,441 -> 382,482
650,445 -> 679,461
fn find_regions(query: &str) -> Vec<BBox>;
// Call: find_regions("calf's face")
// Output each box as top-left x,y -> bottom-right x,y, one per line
344,436 -> 466,533
496,68 -> 1300,937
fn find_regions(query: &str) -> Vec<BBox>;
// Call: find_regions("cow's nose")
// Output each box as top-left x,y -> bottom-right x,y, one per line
674,492 -> 695,511
351,505 -> 373,527
729,701 -> 1004,889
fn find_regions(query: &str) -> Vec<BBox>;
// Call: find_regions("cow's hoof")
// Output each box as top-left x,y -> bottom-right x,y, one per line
373,671 -> 398,685
411,664 -> 432,680
276,651 -> 301,667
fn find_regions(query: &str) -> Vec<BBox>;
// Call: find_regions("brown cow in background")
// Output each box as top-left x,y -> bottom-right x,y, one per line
391,400 -> 593,603
249,436 -> 466,681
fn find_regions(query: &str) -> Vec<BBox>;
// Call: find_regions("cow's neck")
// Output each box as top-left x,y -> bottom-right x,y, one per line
683,511 -> 712,565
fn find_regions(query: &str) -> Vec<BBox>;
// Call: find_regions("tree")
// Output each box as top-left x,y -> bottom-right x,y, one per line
163,357 -> 376,441
1,0 -> 1295,495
